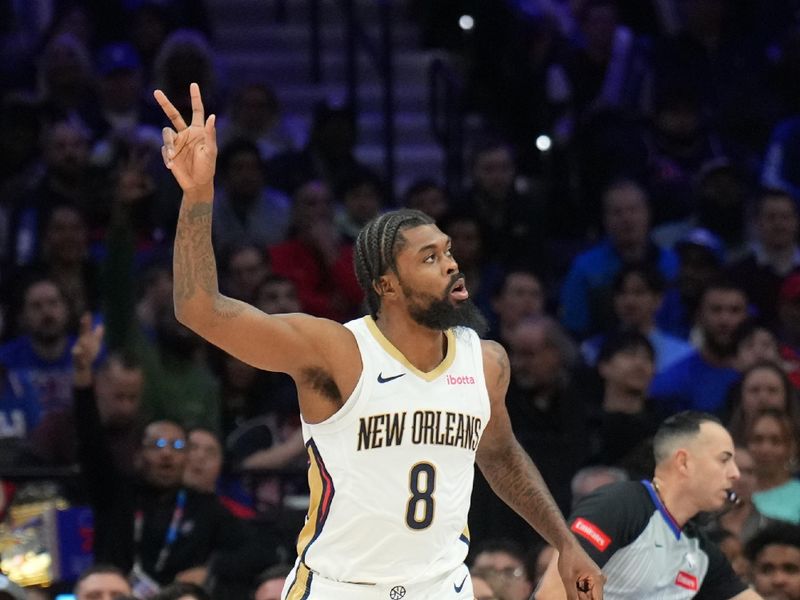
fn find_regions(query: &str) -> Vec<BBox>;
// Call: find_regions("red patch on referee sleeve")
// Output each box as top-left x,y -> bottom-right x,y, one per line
570,518 -> 611,551
675,571 -> 698,591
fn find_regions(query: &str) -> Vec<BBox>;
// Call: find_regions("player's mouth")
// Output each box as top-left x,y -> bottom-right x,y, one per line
449,278 -> 469,301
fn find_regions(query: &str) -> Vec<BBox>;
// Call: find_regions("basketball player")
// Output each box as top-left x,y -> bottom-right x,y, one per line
154,84 -> 604,600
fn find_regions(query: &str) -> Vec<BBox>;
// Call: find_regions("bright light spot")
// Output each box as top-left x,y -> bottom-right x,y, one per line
459,15 -> 475,31
536,134 -> 552,152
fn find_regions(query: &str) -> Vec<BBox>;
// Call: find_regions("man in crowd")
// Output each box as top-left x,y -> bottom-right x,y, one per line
649,280 -> 748,414
746,523 -> 800,600
74,564 -> 132,600
71,316 -> 271,594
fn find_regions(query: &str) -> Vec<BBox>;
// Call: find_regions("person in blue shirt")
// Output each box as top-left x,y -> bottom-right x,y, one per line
560,179 -> 679,339
0,276 -> 76,420
649,279 -> 748,415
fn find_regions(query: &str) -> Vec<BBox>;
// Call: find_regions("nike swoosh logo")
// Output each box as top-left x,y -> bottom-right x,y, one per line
377,372 -> 405,383
454,574 -> 467,593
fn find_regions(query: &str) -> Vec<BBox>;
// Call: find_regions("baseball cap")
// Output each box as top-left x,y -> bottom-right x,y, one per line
96,43 -> 141,76
675,227 -> 725,263
779,272 -> 800,303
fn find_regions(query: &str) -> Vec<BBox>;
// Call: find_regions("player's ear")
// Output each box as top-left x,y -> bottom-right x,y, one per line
375,275 -> 396,298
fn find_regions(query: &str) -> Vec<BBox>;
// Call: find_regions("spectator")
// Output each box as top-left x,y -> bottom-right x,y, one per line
26,350 -> 143,473
649,280 -> 748,414
707,529 -> 751,582
36,32 -> 97,127
91,42 -> 163,151
570,466 -> 628,509
727,361 -> 800,445
268,180 -> 363,321
151,582 -> 210,600
728,190 -> 800,326
644,85 -> 727,226
10,120 -> 107,266
471,539 -> 534,600
183,428 -> 224,494
74,564 -> 132,600
488,270 -> 546,347
733,321 -> 782,373
15,203 -> 99,327
460,139 -> 547,271
588,331 -> 662,476
152,29 -> 218,122
253,564 -> 292,600
254,275 -> 301,316
266,103 -> 365,195
334,168 -> 386,242
220,244 -> 271,304
580,264 -> 693,373
402,179 -> 450,222
212,139 -> 290,254
560,179 -> 678,339
216,82 -> 300,161
747,409 -> 800,524
71,318 -> 270,591
658,227 -> 726,339
0,277 -> 76,421
746,523 -> 800,600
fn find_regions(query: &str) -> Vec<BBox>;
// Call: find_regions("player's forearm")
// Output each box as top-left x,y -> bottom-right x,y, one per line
478,440 -> 574,551
173,185 -> 243,325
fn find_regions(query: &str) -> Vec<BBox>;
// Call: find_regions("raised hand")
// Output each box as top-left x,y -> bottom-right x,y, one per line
72,313 -> 104,387
153,83 -> 217,192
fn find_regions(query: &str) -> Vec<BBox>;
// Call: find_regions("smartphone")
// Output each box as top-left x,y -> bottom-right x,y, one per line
55,595 -> 76,600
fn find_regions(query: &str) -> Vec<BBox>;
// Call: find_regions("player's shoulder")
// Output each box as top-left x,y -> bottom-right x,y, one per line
479,339 -> 509,387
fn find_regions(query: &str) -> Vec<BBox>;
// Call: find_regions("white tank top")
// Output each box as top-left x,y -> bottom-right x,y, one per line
295,316 -> 491,585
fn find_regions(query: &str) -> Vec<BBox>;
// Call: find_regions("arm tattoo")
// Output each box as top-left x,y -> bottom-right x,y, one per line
492,343 -> 509,389
174,201 -> 235,316
480,434 -> 570,549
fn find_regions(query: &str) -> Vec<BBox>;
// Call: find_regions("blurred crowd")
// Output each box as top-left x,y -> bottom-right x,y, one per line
1,0 -> 800,599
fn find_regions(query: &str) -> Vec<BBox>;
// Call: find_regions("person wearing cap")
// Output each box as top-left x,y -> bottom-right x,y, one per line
94,42 -> 162,144
657,227 -> 726,339
650,278 -> 748,415
728,189 -> 800,327
560,179 -> 679,339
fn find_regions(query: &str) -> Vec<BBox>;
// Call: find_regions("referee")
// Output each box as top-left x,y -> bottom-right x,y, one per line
536,411 -> 763,599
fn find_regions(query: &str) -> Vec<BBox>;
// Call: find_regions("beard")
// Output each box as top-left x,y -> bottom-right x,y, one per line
401,273 -> 489,336
705,331 -> 736,359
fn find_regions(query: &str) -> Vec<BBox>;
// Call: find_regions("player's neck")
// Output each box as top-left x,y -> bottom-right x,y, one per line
651,475 -> 695,528
374,312 -> 448,372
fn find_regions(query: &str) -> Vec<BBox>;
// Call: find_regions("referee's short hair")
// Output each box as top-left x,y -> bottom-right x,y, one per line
652,411 -> 722,464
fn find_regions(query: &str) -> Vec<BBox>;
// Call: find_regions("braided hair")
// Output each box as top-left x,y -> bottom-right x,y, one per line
354,209 -> 435,319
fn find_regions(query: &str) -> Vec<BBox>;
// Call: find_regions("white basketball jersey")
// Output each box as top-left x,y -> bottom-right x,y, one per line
290,316 -> 491,587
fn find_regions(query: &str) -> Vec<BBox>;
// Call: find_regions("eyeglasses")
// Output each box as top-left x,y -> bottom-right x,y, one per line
144,438 -> 186,451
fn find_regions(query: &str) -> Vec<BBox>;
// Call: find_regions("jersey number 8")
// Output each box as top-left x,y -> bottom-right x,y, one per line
406,462 -> 436,530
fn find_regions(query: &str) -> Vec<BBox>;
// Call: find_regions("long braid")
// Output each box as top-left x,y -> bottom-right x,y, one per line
354,209 -> 434,318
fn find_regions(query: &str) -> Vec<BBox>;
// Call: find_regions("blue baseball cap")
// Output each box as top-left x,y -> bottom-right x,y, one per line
676,227 -> 725,263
